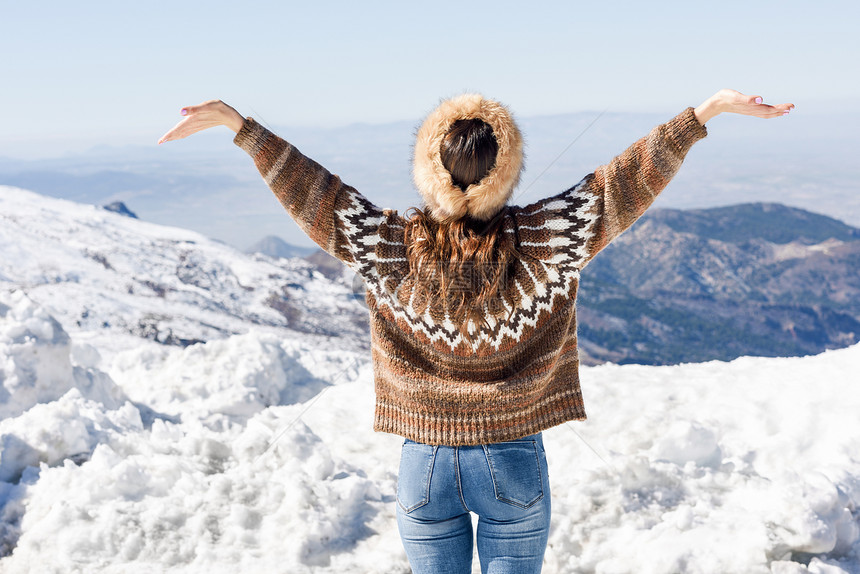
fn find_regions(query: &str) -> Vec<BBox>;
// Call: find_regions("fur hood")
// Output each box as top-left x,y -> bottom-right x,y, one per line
413,94 -> 524,222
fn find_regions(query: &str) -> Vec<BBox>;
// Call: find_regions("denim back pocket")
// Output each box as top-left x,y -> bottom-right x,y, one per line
483,440 -> 544,508
396,440 -> 438,513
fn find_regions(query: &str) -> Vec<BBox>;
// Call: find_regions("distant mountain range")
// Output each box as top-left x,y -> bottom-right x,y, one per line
576,203 -> 860,364
245,235 -> 318,259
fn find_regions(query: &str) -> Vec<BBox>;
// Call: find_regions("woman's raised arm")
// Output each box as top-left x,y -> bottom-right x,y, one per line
511,90 -> 794,269
158,100 -> 394,278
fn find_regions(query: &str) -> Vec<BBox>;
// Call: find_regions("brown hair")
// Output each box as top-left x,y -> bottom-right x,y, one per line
440,118 -> 499,191
403,119 -> 519,344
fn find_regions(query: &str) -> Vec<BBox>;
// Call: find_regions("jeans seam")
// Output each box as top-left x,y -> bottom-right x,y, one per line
454,446 -> 471,513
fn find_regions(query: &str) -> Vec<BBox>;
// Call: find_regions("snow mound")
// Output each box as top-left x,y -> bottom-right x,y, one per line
542,350 -> 860,574
1,290 -> 126,419
2,410 -> 384,573
109,331 -> 337,424
650,420 -> 722,468
0,293 -> 385,572
0,389 -> 142,483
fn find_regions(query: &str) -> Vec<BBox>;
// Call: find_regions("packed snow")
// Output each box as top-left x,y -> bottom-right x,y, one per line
1,187 -> 859,573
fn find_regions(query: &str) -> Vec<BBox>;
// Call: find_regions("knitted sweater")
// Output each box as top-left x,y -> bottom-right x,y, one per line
234,107 -> 708,446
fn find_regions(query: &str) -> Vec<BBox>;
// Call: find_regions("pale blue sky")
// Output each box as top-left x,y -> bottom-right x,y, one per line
1,0 -> 857,158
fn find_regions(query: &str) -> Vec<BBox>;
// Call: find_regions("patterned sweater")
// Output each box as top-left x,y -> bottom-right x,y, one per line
234,107 -> 708,446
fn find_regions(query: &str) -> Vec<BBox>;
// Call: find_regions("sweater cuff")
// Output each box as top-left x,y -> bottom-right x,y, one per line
233,117 -> 270,156
666,107 -> 708,152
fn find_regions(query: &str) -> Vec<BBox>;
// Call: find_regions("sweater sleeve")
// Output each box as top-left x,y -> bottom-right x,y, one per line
511,107 -> 707,269
233,117 -> 390,271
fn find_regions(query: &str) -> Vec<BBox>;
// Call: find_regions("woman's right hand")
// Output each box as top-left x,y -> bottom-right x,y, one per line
694,89 -> 794,125
158,99 -> 245,145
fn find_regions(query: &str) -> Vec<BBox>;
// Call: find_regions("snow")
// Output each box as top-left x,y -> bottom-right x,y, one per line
0,186 -> 369,361
1,186 -> 859,573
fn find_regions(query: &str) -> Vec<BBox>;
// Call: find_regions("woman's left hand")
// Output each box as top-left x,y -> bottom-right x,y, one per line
158,99 -> 245,145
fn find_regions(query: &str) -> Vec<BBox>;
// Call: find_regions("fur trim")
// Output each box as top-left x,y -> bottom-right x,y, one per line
413,94 -> 524,222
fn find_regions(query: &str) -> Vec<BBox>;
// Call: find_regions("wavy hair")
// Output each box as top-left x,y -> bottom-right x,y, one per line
403,119 -> 520,343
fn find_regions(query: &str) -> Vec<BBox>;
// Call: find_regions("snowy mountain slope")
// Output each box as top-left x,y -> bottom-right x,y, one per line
0,186 -> 369,359
1,187 -> 859,573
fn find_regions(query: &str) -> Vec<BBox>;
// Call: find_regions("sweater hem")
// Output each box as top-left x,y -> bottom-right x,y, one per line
373,395 -> 587,446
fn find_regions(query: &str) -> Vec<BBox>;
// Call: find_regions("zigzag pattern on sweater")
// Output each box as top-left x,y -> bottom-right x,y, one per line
333,179 -> 601,352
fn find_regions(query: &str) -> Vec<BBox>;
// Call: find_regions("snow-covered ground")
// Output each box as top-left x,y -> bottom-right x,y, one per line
1,187 -> 858,573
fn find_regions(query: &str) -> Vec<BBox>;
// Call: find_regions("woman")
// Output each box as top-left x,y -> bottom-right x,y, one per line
159,89 -> 793,573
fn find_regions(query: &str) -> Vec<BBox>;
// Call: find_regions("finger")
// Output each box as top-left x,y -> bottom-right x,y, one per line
752,98 -> 794,114
158,128 -> 185,144
181,99 -> 222,117
158,106 -> 197,143
765,103 -> 795,117
158,116 -> 194,144
175,103 -> 202,118
158,126 -> 179,145
758,107 -> 784,119
754,104 -> 795,119
158,126 -> 178,145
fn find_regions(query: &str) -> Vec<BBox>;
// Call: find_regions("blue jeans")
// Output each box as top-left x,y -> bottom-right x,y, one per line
396,433 -> 551,574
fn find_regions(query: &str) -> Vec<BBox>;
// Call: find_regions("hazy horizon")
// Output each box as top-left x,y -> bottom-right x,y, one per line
3,0 -> 856,157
